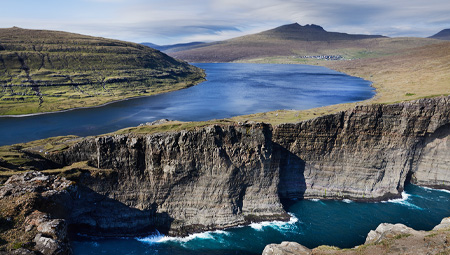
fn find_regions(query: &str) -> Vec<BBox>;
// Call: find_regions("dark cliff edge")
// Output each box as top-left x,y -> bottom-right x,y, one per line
1,96 -> 449,254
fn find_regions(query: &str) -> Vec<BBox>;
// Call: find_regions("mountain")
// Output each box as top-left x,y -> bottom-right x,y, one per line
429,29 -> 450,40
169,23 -> 439,63
0,27 -> 204,115
255,23 -> 385,41
142,41 -> 207,53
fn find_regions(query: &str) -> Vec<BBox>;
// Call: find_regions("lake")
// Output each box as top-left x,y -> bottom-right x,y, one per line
0,63 -> 374,146
1,63 -> 447,254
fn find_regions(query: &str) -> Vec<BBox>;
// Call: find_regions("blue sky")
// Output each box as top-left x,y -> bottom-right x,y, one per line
1,0 -> 449,44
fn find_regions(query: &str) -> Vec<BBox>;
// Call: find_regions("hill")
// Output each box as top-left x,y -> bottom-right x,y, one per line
429,29 -> 450,40
0,27 -> 205,115
255,23 -> 385,41
142,41 -> 207,53
170,23 -> 441,62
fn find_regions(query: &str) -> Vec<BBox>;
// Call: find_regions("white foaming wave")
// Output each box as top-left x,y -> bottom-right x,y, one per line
422,186 -> 450,194
310,199 -> 320,202
342,199 -> 353,203
147,229 -> 231,244
382,191 -> 423,210
382,191 -> 409,203
136,230 -> 165,244
249,213 -> 299,231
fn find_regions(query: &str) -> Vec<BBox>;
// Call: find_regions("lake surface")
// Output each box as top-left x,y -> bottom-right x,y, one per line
0,63 -> 374,146
71,184 -> 450,255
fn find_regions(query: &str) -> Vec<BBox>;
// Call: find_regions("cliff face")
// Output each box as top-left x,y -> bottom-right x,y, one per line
274,96 -> 450,200
50,124 -> 287,236
42,96 -> 450,236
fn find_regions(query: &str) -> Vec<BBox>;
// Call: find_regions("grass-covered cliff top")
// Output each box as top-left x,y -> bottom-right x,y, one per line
0,27 -> 205,115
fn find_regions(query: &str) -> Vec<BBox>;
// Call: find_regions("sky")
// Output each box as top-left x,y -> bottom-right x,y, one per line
1,0 -> 449,45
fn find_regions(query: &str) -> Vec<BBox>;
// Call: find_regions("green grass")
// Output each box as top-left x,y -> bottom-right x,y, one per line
112,119 -> 235,135
0,135 -> 81,174
0,27 -> 205,115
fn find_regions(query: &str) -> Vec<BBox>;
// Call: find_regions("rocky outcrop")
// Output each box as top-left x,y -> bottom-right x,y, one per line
36,96 -> 449,238
0,171 -> 74,254
263,217 -> 450,255
263,241 -> 312,255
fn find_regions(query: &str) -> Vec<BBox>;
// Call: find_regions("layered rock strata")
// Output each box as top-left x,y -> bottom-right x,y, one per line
50,123 -> 288,236
1,96 -> 448,244
43,96 -> 450,237
274,96 -> 450,200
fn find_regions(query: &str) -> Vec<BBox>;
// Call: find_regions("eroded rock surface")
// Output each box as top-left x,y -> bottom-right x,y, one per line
41,96 -> 450,237
1,96 -> 449,253
51,123 -> 288,236
274,96 -> 450,200
0,171 -> 73,254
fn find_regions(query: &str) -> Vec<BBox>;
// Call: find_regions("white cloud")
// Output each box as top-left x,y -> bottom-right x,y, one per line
1,0 -> 449,44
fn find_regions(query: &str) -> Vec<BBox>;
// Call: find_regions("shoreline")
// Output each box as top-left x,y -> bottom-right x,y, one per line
0,80 -> 205,118
0,63 -> 377,121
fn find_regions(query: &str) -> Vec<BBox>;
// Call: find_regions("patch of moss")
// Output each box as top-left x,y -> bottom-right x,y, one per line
11,242 -> 22,250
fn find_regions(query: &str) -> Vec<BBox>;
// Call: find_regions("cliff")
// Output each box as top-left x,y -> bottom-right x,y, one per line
262,217 -> 450,255
47,95 -> 450,236
274,96 -> 450,200
0,96 -> 449,253
49,123 -> 289,236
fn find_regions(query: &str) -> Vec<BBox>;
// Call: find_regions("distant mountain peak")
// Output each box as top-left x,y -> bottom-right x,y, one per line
429,29 -> 450,40
271,23 -> 326,33
260,23 -> 383,41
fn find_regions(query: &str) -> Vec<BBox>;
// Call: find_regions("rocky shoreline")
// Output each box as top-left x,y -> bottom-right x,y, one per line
0,96 -> 449,254
263,217 -> 450,255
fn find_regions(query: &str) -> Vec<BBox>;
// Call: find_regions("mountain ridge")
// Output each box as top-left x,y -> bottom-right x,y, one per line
429,28 -> 450,40
169,23 -> 440,62
254,23 -> 386,41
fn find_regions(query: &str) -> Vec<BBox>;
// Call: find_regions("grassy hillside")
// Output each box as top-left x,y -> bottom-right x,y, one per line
0,27 -> 205,115
170,24 -> 440,62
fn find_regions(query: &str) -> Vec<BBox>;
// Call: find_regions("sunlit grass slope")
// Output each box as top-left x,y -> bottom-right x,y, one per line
0,27 -> 205,115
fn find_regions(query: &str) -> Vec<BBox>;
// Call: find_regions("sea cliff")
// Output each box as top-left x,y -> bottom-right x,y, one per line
48,95 -> 450,235
0,96 -> 449,253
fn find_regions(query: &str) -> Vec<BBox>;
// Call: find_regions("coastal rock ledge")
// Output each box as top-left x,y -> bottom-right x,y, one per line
0,96 -> 449,254
262,217 -> 450,255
